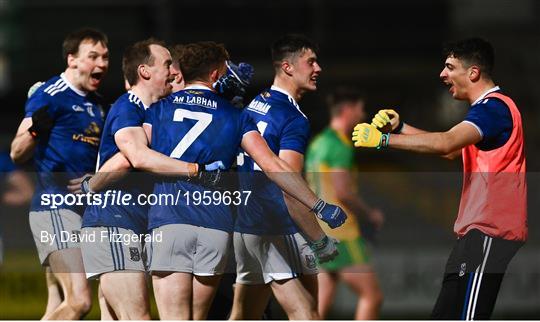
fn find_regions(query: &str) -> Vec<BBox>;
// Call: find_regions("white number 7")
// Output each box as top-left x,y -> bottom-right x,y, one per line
170,109 -> 212,158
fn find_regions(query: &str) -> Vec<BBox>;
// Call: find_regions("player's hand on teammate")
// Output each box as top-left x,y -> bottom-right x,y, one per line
214,61 -> 254,107
311,199 -> 347,228
351,123 -> 390,149
67,174 -> 94,194
371,109 -> 403,134
309,235 -> 339,263
193,160 -> 226,188
28,105 -> 54,139
27,81 -> 44,98
227,61 -> 255,88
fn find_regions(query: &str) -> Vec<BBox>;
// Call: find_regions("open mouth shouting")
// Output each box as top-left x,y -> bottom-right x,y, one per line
310,74 -> 319,86
442,79 -> 454,95
90,71 -> 104,87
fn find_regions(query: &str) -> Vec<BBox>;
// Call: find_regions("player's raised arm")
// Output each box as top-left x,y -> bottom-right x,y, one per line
241,131 -> 347,229
368,108 -> 466,158
10,118 -> 39,164
10,82 -> 51,164
371,109 -> 428,135
352,121 -> 481,155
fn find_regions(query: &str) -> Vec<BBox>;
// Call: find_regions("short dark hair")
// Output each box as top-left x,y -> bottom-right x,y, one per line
62,28 -> 108,62
122,38 -> 166,86
271,34 -> 319,70
178,41 -> 229,83
327,87 -> 365,117
170,44 -> 185,68
443,37 -> 495,78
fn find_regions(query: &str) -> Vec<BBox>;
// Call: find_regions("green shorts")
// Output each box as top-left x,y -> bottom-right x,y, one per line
320,236 -> 371,271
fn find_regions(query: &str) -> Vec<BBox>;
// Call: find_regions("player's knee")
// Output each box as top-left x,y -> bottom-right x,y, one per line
229,312 -> 242,320
307,309 -> 320,320
67,293 -> 92,316
137,299 -> 152,317
365,288 -> 384,309
66,282 -> 92,313
140,312 -> 152,320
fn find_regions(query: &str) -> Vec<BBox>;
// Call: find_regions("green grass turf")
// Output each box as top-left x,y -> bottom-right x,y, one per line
0,250 -> 160,319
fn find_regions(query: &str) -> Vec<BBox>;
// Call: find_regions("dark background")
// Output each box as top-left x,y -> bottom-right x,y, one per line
0,0 -> 538,319
0,0 -> 539,172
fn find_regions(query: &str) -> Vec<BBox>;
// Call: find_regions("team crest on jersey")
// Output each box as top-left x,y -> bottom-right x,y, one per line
72,105 -> 85,112
261,91 -> 271,99
305,254 -> 317,269
129,247 -> 141,261
84,102 -> 95,117
459,263 -> 466,276
72,121 -> 101,146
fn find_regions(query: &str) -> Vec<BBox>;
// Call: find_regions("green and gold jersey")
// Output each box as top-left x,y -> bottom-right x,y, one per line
305,127 -> 361,241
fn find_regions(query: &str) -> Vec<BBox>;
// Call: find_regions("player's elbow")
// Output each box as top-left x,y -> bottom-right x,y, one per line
125,150 -> 146,170
438,145 -> 454,156
10,145 -> 29,164
116,155 -> 133,170
442,152 -> 459,160
118,143 -> 145,170
128,156 -> 145,170
9,149 -> 20,164
434,133 -> 456,155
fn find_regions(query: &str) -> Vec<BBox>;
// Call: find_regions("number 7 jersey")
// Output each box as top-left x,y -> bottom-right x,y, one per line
144,85 -> 257,232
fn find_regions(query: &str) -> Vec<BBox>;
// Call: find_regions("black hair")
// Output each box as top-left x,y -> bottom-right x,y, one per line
443,37 -> 495,78
62,28 -> 108,62
271,34 -> 319,70
179,41 -> 229,83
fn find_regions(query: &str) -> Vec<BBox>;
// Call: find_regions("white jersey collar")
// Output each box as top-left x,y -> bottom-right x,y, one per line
127,90 -> 149,110
472,86 -> 500,106
270,85 -> 306,118
60,73 -> 88,97
271,85 -> 298,105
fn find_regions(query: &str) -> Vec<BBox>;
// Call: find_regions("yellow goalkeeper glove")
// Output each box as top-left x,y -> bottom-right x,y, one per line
371,109 -> 403,133
352,123 -> 390,149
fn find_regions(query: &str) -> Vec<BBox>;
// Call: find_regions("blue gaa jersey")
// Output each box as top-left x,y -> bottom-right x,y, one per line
464,87 -> 513,151
82,92 -> 150,234
235,86 -> 310,235
25,74 -> 104,212
145,85 -> 257,232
